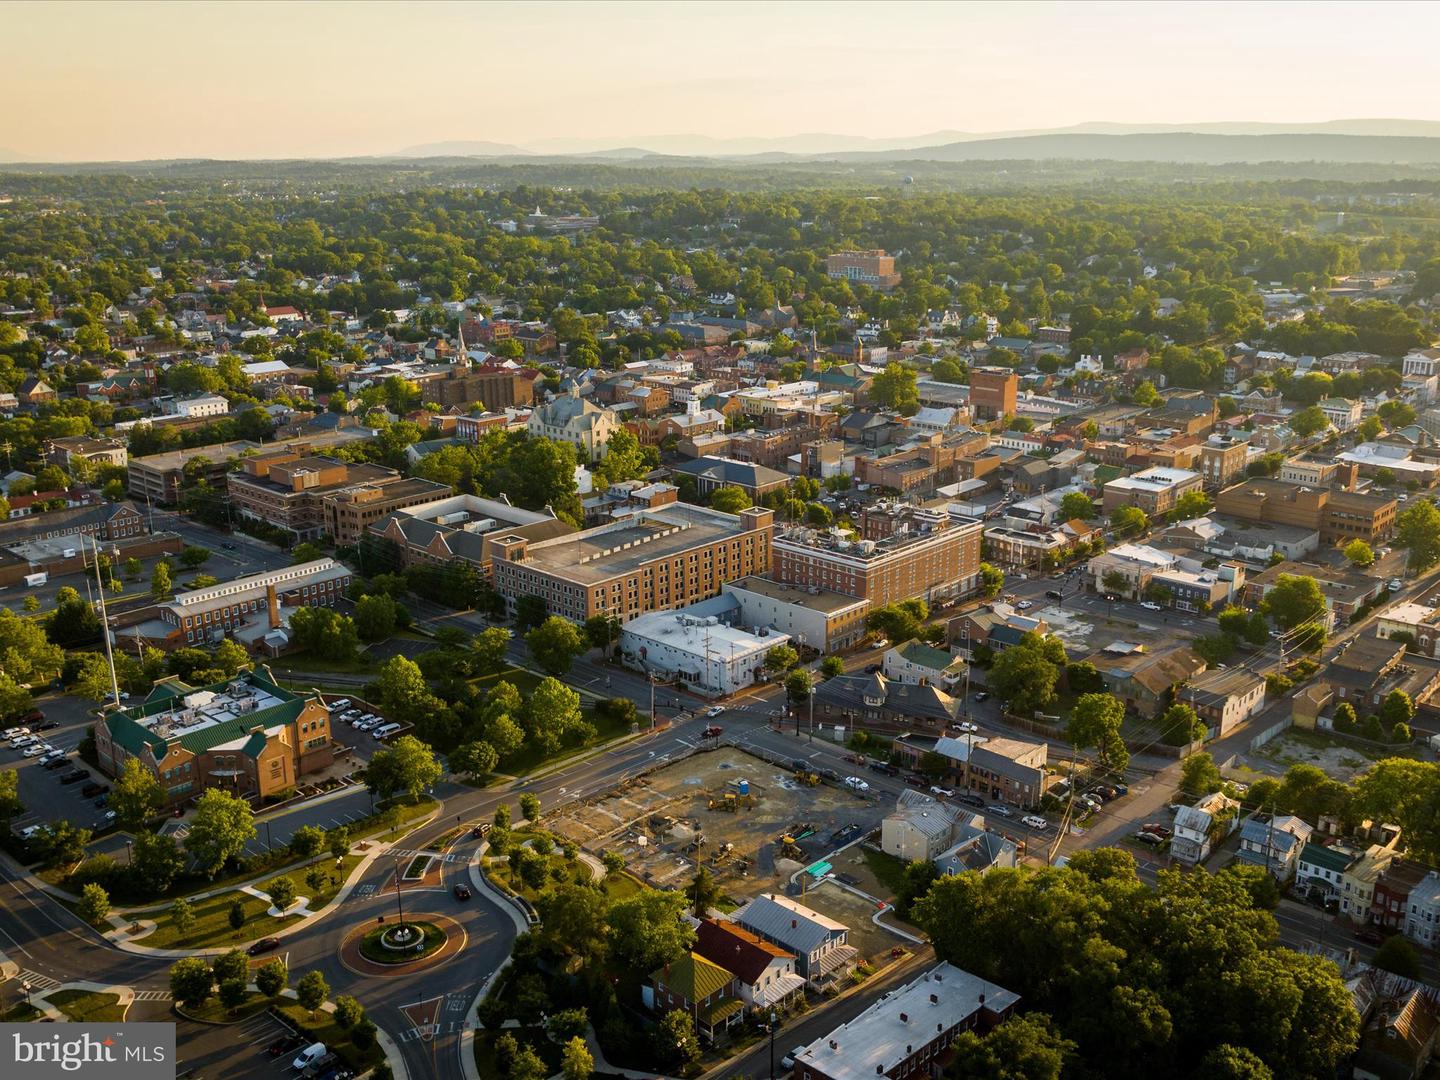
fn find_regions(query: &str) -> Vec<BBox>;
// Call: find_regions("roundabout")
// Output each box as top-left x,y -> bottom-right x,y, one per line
339,913 -> 466,978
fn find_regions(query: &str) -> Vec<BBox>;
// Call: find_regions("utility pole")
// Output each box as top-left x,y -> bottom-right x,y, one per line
391,853 -> 408,932
91,535 -> 121,709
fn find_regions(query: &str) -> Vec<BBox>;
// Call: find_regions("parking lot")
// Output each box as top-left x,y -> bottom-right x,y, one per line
176,1008 -> 307,1080
4,692 -> 117,836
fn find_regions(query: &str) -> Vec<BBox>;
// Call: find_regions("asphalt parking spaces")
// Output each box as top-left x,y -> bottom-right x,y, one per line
176,1008 -> 298,1080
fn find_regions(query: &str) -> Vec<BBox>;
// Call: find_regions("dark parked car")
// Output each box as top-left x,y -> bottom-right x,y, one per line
956,793 -> 986,809
453,883 -> 472,901
33,721 -> 58,732
818,767 -> 839,782
247,936 -> 280,956
60,769 -> 90,784
19,709 -> 44,725
1354,926 -> 1385,946
43,757 -> 68,771
81,783 -> 109,798
973,691 -> 990,702
1045,590 -> 1063,600
267,1034 -> 305,1057
93,796 -> 108,809
471,823 -> 492,839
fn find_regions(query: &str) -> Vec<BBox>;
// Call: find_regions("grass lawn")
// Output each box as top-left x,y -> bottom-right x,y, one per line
358,921 -> 446,964
861,847 -> 908,897
487,845 -> 593,903
179,991 -> 270,1024
497,709 -> 636,779
49,990 -> 126,1022
474,1026 -> 563,1080
275,1002 -> 384,1073
273,651 -> 374,675
135,853 -> 362,949
0,1002 -> 40,1022
601,870 -> 648,901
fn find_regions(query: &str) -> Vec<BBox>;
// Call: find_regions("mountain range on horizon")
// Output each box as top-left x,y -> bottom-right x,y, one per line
390,119 -> 1440,161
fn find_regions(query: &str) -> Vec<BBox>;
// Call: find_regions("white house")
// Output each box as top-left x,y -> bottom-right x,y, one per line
618,598 -> 791,697
880,790 -> 968,862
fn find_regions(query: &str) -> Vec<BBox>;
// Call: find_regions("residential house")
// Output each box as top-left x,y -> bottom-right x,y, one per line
880,790 -> 971,862
1404,871 -> 1440,948
527,384 -> 619,463
882,640 -> 965,690
673,456 -> 790,501
936,823 -> 1020,876
1374,860 -> 1431,932
1090,643 -> 1207,718
1296,841 -> 1356,904
693,918 -> 804,1014
1235,814 -> 1314,882
649,952 -> 744,1043
1170,790 -> 1240,865
1179,668 -> 1267,737
1352,984 -> 1440,1080
733,893 -> 858,990
1343,842 -> 1403,923
1317,397 -> 1363,430
17,376 -> 57,406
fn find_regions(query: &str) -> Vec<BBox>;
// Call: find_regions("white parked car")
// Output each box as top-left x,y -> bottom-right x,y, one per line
705,706 -> 724,718
1016,600 -> 1033,610
22,744 -> 44,757
843,776 -> 870,792
1022,815 -> 1049,830
781,1047 -> 807,1071
1389,579 -> 1403,592
356,718 -> 380,731
1140,601 -> 1162,611
11,735 -> 35,748
2,727 -> 25,739
987,803 -> 1014,818
930,786 -> 955,798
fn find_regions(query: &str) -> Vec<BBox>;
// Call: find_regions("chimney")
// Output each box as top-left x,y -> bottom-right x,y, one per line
929,994 -> 938,1004
267,583 -> 281,629
792,919 -> 798,929
899,1013 -> 908,1024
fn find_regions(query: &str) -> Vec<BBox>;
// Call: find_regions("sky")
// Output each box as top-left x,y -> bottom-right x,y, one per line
4,0 -> 1440,161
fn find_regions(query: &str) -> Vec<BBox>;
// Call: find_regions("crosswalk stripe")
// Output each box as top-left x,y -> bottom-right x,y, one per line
133,990 -> 172,1001
19,970 -> 61,991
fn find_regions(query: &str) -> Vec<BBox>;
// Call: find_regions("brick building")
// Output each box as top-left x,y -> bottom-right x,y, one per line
228,452 -> 398,541
1214,477 -> 1397,544
420,365 -> 537,410
825,250 -> 900,290
321,477 -> 453,545
969,367 -> 1018,422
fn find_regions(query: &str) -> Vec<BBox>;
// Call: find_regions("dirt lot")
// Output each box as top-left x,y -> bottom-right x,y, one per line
546,747 -> 886,898
794,877 -> 917,965
1255,728 -> 1416,781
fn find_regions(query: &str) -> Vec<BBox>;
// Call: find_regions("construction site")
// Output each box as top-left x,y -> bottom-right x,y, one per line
546,746 -> 885,900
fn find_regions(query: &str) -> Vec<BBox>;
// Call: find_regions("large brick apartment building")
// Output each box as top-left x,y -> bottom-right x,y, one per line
773,506 -> 983,607
489,504 -> 775,623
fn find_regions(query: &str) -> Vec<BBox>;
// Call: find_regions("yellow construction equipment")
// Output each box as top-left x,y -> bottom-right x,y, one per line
795,772 -> 820,786
708,794 -> 738,812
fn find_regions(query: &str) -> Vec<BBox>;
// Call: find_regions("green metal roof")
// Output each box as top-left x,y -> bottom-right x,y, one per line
104,669 -> 309,758
653,952 -> 734,1003
896,640 -> 958,671
1300,841 -> 1355,874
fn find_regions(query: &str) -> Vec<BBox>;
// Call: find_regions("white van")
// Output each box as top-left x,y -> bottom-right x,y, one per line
372,723 -> 401,739
291,1043 -> 326,1071
328,698 -> 350,711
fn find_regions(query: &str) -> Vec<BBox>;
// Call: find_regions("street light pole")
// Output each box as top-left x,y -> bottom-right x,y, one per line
769,1009 -> 777,1080
391,854 -> 408,932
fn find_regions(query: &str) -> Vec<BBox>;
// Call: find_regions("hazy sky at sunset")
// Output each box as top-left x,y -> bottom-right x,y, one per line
5,0 -> 1440,161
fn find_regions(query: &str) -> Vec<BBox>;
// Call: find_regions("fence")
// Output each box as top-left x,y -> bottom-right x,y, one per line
1249,715 -> 1293,753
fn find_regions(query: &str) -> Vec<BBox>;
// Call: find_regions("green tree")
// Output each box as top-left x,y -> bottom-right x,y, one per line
170,897 -> 196,939
608,889 -> 695,973
947,1013 -> 1075,1080
1260,574 -> 1327,651
710,485 -> 752,513
289,824 -> 325,862
979,562 -> 1005,598
764,644 -> 800,673
150,561 -> 173,600
110,758 -> 164,829
227,899 -> 246,932
266,877 -> 296,911
657,1009 -> 701,1070
990,633 -> 1063,715
179,546 -> 211,570
218,977 -> 248,1014
77,882 -> 110,925
450,740 -> 499,780
255,957 -> 288,998
785,668 -> 813,704
1343,539 -> 1375,568
871,362 -> 920,415
1159,701 -> 1206,745
472,626 -> 513,672
328,825 -> 350,861
376,655 -> 428,714
535,883 -> 612,963
1131,380 -> 1159,406
1373,935 -> 1422,979
124,557 -> 142,579
185,789 -> 257,878
561,1036 -> 594,1080
594,428 -> 647,488
1380,689 -> 1415,730
525,677 -> 583,756
1109,505 -> 1150,537
129,832 -> 185,894
1398,498 -> 1440,572
1171,490 -> 1212,520
0,770 -> 21,824
366,734 -> 442,802
689,865 -> 722,917
1059,492 -> 1095,521
353,594 -> 399,641
333,995 -> 364,1030
821,655 -> 846,678
1288,406 -> 1328,437
519,792 -> 542,823
1198,1045 -> 1273,1080
1069,693 -> 1130,773
1180,751 -> 1223,796
296,970 -> 329,1017
169,956 -> 213,1010
525,616 -> 587,676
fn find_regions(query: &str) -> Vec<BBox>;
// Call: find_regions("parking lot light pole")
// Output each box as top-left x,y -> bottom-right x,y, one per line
769,1009 -> 778,1080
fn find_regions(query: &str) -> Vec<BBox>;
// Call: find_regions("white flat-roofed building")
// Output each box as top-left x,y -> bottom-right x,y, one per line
166,394 -> 230,419
793,963 -> 1019,1080
618,594 -> 791,696
720,575 -> 869,652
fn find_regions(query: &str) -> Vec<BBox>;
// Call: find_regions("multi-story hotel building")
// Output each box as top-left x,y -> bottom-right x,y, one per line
489,504 -> 775,622
772,507 -> 983,607
94,668 -> 334,806
1101,466 -> 1204,516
